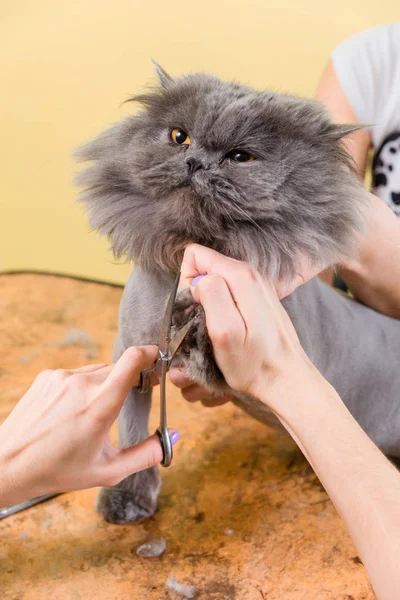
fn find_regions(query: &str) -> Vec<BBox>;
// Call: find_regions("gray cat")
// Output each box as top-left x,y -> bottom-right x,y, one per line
76,65 -> 400,524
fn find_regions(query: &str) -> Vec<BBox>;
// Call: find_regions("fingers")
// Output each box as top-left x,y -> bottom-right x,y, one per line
180,244 -> 241,288
169,367 -> 231,406
181,383 -> 211,402
112,435 -> 164,479
181,385 -> 231,406
200,394 -> 232,407
104,431 -> 179,484
192,273 -> 246,346
169,367 -> 193,388
182,245 -> 308,320
96,346 -> 158,420
68,363 -> 108,374
184,386 -> 231,406
106,345 -> 157,390
182,244 -> 269,295
183,245 -> 278,335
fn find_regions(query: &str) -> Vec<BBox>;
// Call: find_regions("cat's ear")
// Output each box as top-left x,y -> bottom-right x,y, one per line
328,123 -> 363,140
151,59 -> 173,89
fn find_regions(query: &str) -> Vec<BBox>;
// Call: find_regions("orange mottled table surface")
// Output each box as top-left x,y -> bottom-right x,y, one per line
0,274 -> 373,599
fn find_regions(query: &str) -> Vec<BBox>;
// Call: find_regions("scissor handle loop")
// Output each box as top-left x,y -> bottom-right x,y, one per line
155,426 -> 173,467
136,364 -> 155,394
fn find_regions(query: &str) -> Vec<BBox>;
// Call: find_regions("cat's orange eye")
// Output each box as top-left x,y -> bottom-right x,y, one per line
227,150 -> 256,162
171,128 -> 191,146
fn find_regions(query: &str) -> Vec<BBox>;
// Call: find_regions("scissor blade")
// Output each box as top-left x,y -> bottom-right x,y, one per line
167,317 -> 195,366
158,272 -> 181,355
0,494 -> 59,520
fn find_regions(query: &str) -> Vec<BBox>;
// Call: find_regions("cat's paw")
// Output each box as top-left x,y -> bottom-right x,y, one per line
96,467 -> 161,524
171,288 -> 226,392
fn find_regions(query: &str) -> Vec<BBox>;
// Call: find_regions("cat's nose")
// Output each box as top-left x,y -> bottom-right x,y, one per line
185,157 -> 204,175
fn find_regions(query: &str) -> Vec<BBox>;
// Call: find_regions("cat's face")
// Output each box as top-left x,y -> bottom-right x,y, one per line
76,65 -> 365,278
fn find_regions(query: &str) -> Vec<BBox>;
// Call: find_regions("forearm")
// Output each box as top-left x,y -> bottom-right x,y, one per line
316,62 -> 400,318
338,193 -> 400,319
263,368 -> 400,600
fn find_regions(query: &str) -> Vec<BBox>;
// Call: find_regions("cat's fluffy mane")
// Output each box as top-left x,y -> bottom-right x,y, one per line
75,65 -> 366,278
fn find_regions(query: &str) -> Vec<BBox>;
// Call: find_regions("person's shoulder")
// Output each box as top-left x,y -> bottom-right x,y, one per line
333,22 -> 400,58
347,22 -> 399,42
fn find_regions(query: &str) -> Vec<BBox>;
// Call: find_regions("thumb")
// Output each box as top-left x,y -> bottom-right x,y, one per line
97,346 -> 158,422
104,431 -> 180,483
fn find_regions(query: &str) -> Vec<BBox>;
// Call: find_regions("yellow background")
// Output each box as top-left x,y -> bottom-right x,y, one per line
1,1 -> 399,284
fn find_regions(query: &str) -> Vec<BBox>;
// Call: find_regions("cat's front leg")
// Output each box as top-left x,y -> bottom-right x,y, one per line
96,268 -> 171,524
96,383 -> 161,523
96,335 -> 160,523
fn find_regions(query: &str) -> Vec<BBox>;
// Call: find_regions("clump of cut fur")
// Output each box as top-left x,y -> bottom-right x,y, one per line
76,64 -> 366,279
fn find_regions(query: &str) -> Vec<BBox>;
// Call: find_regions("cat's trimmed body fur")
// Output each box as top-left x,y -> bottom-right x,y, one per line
76,66 -> 400,524
95,267 -> 400,524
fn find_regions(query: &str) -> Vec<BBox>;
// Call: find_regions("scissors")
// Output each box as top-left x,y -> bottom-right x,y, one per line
0,494 -> 60,520
136,271 -> 195,468
0,274 -> 192,520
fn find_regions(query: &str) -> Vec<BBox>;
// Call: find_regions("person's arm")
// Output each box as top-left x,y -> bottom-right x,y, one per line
263,372 -> 400,600
316,60 -> 400,318
181,243 -> 400,600
316,60 -> 371,177
339,191 -> 400,319
0,347 -> 179,506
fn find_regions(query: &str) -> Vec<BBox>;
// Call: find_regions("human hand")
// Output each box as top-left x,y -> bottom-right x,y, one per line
177,244 -> 317,411
0,347 -> 180,506
168,366 -> 232,407
169,252 -> 321,405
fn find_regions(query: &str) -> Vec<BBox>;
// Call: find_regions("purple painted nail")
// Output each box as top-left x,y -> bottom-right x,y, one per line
169,429 -> 180,446
192,275 -> 206,287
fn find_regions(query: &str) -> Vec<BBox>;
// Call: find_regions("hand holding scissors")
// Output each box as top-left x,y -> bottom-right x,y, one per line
136,272 -> 194,467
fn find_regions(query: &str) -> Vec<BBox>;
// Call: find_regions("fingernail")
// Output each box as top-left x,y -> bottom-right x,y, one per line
168,429 -> 180,446
192,275 -> 205,287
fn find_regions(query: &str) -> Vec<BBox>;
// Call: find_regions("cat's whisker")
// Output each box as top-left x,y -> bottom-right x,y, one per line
229,200 -> 265,234
219,202 -> 238,229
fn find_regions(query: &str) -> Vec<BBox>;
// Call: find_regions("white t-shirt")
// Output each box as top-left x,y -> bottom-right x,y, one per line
332,23 -> 400,216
